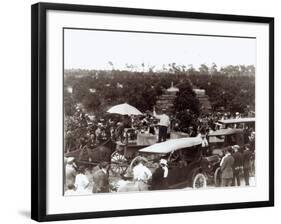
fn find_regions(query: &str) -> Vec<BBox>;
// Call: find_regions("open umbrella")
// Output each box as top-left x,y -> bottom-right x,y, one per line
107,103 -> 142,115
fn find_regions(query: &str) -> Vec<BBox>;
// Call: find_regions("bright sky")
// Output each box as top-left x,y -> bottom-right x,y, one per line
64,29 -> 256,71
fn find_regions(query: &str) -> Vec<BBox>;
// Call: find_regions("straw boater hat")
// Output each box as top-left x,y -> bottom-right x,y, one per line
232,145 -> 240,152
232,145 -> 240,150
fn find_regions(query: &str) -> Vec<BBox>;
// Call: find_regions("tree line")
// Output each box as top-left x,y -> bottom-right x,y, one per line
64,63 -> 255,120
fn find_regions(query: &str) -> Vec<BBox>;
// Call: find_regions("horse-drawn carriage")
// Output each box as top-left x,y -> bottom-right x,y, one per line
64,127 -> 156,175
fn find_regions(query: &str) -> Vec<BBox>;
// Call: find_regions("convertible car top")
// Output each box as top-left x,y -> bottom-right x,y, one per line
139,137 -> 202,154
208,128 -> 243,137
218,117 -> 255,124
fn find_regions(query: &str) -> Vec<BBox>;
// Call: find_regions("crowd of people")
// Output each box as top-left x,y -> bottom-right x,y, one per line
64,104 -> 255,194
64,158 -> 111,195
65,141 -> 254,195
65,104 -> 255,152
64,155 -> 171,195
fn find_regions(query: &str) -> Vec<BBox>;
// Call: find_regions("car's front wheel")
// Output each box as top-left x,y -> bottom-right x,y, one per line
192,173 -> 207,189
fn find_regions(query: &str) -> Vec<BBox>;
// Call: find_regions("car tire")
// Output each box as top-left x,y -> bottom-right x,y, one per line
192,173 -> 207,189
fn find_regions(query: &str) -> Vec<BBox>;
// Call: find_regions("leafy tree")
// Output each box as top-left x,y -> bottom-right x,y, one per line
199,64 -> 209,75
64,89 -> 75,116
82,93 -> 101,112
173,81 -> 200,130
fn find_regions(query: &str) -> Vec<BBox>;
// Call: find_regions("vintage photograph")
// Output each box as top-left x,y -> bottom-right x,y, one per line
63,28 -> 256,195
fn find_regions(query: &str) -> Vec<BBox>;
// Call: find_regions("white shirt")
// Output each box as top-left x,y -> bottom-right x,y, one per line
133,163 -> 152,181
163,166 -> 168,178
74,174 -> 89,192
153,111 -> 170,127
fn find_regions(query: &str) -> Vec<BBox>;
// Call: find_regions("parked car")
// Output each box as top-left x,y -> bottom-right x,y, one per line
218,117 -> 255,129
124,137 -> 221,189
208,128 -> 245,156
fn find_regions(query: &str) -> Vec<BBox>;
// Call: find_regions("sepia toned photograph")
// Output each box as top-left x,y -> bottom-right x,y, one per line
63,28 -> 256,196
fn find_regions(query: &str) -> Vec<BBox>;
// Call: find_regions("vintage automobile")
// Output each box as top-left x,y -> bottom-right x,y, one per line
208,128 -> 245,155
218,117 -> 255,129
122,137 -> 221,189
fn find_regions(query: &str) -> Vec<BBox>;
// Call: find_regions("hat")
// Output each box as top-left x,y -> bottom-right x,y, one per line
231,145 -> 240,150
232,145 -> 240,150
78,166 -> 85,173
116,141 -> 126,146
66,157 -> 75,164
135,156 -> 148,165
160,159 -> 168,166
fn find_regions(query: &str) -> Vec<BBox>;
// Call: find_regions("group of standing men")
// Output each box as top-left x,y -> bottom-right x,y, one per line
220,144 -> 253,187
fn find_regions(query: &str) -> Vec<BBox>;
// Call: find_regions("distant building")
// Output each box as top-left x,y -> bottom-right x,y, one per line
155,82 -> 212,114
166,82 -> 179,93
155,82 -> 178,114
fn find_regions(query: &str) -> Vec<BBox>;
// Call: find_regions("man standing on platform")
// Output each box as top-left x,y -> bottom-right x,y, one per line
153,107 -> 170,142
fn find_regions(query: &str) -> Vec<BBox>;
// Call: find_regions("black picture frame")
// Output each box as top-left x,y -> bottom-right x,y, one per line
31,2 -> 274,222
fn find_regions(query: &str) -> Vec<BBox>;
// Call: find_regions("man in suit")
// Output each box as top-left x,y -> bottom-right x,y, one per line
220,148 -> 235,187
151,159 -> 168,190
92,161 -> 110,193
243,145 -> 252,186
231,145 -> 243,186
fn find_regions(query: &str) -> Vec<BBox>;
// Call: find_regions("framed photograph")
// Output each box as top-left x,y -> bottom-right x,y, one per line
31,2 -> 274,222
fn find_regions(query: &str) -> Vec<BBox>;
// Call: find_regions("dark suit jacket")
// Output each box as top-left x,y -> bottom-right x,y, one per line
151,167 -> 166,190
232,151 -> 243,168
92,169 -> 109,193
221,155 -> 234,179
243,149 -> 252,169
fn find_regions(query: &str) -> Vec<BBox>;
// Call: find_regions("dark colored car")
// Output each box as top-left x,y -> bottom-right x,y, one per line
125,137 -> 221,189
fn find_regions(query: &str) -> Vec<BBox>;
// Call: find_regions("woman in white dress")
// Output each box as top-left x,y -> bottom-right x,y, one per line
74,166 -> 90,195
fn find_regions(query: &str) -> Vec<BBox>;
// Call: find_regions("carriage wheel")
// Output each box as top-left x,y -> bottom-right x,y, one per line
192,173 -> 207,189
110,151 -> 128,176
214,167 -> 221,187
